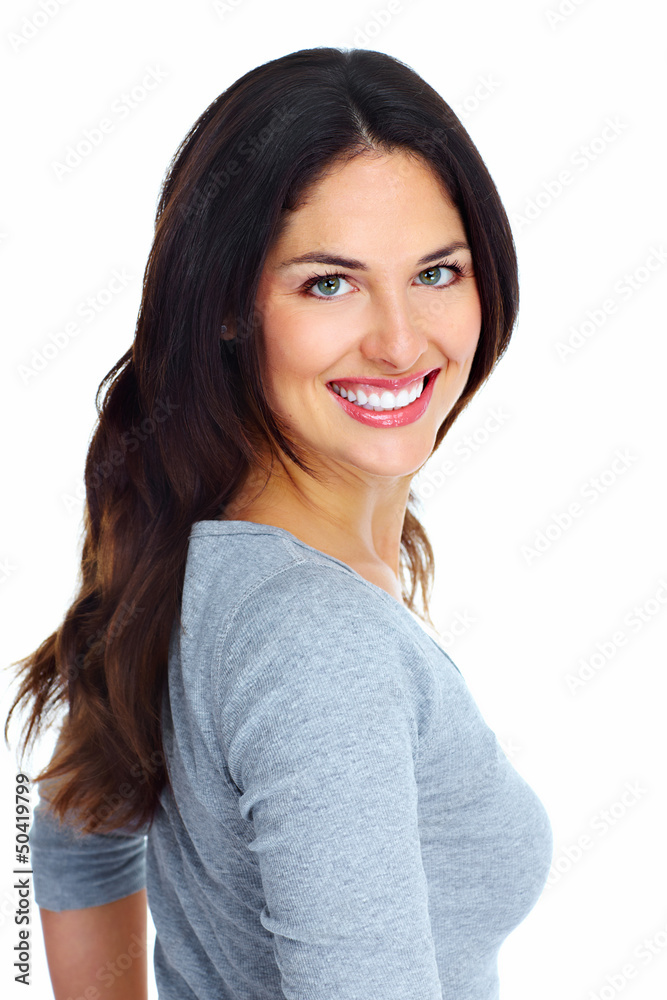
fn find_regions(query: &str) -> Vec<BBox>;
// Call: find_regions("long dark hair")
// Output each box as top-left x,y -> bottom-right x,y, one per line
4,47 -> 518,834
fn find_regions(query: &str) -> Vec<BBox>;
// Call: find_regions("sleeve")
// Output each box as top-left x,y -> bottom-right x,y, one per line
29,745 -> 148,912
215,571 -> 443,999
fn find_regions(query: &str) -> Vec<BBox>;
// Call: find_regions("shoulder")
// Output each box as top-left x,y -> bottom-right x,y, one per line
222,557 -> 414,660
184,521 -> 413,649
214,557 -> 440,751
212,561 -> 437,785
182,523 -> 439,733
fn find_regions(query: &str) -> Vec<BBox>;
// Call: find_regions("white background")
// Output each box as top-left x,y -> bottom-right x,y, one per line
1,0 -> 665,997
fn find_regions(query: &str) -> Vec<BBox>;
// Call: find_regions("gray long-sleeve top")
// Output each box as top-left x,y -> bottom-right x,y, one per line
29,520 -> 553,998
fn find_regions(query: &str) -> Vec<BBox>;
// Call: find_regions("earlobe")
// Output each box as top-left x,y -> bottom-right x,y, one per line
220,324 -> 236,341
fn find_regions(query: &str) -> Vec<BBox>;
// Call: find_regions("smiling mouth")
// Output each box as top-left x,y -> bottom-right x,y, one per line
327,369 -> 438,412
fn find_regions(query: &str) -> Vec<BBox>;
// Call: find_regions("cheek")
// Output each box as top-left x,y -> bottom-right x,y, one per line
438,297 -> 483,366
259,307 -> 334,393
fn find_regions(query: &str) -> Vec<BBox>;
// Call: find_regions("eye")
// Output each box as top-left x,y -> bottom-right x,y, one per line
415,263 -> 463,288
302,273 -> 354,299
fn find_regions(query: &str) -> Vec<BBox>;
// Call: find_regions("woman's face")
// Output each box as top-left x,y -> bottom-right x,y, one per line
251,150 -> 482,481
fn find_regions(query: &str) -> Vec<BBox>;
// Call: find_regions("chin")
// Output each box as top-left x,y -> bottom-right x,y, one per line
341,442 -> 436,480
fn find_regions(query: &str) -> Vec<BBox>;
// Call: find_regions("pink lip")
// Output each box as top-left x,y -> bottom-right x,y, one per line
327,367 -> 436,391
326,368 -> 441,428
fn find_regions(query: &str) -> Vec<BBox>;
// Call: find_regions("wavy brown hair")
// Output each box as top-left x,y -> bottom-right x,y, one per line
4,46 -> 519,834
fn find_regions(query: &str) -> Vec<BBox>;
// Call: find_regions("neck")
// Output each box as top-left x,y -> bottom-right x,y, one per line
221,451 -> 413,599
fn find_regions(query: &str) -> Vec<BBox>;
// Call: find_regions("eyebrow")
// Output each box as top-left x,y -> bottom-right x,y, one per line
277,241 -> 472,271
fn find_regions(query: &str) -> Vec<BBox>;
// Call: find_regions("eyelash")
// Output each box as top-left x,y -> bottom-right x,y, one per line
300,259 -> 468,300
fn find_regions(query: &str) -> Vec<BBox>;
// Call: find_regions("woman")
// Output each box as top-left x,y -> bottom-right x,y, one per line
6,47 -> 553,998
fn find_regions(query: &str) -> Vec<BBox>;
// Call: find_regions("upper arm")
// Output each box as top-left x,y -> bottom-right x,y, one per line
215,571 -> 442,998
30,789 -> 148,913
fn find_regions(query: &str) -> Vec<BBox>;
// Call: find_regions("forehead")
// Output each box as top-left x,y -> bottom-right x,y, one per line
267,150 -> 464,259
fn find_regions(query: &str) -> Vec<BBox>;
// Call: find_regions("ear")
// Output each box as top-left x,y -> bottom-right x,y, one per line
220,323 -> 235,341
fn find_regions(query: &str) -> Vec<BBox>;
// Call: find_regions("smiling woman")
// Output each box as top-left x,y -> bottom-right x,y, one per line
5,46 -> 550,999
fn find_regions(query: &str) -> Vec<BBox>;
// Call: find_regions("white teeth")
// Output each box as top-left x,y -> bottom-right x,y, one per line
330,378 -> 427,410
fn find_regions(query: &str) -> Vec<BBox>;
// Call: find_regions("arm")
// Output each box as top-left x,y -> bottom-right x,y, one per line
217,570 -> 443,998
29,786 -> 148,999
40,889 -> 148,1000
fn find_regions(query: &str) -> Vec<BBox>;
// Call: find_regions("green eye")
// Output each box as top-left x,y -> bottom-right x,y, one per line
316,276 -> 341,296
418,266 -> 442,285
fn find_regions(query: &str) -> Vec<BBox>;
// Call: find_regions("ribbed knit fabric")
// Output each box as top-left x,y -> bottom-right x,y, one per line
30,520 -> 553,999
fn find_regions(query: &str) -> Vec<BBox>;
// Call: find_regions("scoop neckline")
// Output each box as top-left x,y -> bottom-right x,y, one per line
190,519 -> 457,670
191,518 -> 418,617
191,518 -> 357,575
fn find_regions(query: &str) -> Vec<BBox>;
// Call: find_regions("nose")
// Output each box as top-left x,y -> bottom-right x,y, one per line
358,287 -> 430,371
